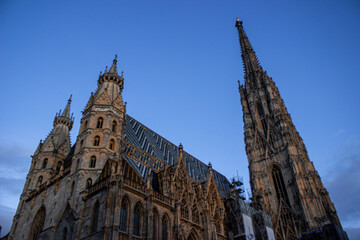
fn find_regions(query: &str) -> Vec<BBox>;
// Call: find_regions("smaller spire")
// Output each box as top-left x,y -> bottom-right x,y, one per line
54,96 -> 74,130
179,143 -> 183,158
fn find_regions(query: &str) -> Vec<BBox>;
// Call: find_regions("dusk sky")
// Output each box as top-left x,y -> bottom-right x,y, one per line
1,0 -> 359,238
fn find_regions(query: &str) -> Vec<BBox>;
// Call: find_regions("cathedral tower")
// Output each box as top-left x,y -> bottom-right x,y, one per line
235,19 -> 344,239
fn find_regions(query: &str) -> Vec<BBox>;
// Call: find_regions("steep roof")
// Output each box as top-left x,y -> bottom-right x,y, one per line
123,115 -> 232,196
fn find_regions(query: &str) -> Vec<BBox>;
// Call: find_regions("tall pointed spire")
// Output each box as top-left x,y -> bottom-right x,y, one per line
108,54 -> 118,74
61,95 -> 72,118
235,18 -> 263,77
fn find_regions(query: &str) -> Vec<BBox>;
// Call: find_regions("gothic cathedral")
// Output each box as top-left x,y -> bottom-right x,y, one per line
4,20 -> 347,240
236,19 -> 346,239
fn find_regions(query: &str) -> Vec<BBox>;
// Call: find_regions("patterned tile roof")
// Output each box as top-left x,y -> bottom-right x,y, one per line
124,115 -> 232,196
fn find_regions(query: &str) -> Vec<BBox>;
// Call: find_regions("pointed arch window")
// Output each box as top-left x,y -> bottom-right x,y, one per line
37,176 -> 43,187
133,203 -> 142,236
56,161 -> 62,173
70,182 -> 75,196
90,156 -> 96,168
42,158 -> 48,169
96,117 -> 103,128
86,178 -> 92,189
28,206 -> 46,240
112,121 -> 117,132
109,139 -> 115,150
153,209 -> 158,240
162,215 -> 169,240
93,136 -> 100,146
272,165 -> 290,205
76,159 -> 80,170
91,202 -> 99,233
119,200 -> 128,232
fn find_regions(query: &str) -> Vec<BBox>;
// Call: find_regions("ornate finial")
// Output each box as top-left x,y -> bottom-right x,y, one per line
114,54 -> 117,61
121,71 -> 124,78
105,66 -> 108,73
179,143 -> 183,151
99,71 -> 102,77
208,162 -> 212,169
68,94 -> 72,102
235,18 -> 242,27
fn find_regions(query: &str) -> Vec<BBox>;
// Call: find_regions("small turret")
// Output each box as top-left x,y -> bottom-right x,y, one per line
54,95 -> 74,130
97,54 -> 124,91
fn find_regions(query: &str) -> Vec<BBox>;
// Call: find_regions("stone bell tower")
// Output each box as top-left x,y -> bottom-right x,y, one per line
235,19 -> 345,240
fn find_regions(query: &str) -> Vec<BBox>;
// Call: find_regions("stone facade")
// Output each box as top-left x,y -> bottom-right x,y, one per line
235,19 -> 347,240
6,50 -> 273,239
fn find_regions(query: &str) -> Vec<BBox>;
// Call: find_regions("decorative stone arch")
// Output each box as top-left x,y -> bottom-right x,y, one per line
187,228 -> 200,240
54,204 -> 76,240
28,205 -> 46,240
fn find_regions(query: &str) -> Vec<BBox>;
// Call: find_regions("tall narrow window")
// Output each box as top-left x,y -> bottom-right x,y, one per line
70,182 -> 75,196
90,156 -> 96,168
133,204 -> 142,236
272,165 -> 290,205
119,201 -> 127,232
42,158 -> 48,169
83,120 -> 88,132
91,202 -> 99,233
56,161 -> 62,173
96,117 -> 103,128
86,178 -> 92,189
162,216 -> 168,240
37,176 -> 43,187
61,227 -> 67,240
80,140 -> 84,149
112,121 -> 117,132
93,136 -> 100,146
109,139 -> 115,150
76,159 -> 80,170
153,210 -> 158,239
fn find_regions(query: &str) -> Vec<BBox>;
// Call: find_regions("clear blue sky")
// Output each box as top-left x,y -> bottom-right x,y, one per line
0,0 -> 359,238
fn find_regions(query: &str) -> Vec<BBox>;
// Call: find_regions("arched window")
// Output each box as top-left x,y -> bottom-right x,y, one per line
76,159 -> 80,170
90,156 -> 96,168
112,121 -> 117,132
91,202 -> 99,233
70,182 -> 75,196
93,136 -> 100,146
83,120 -> 88,132
109,139 -> 115,150
61,227 -> 67,240
181,199 -> 189,220
37,176 -> 43,187
86,178 -> 92,189
133,203 -> 142,236
96,117 -> 103,128
80,140 -> 84,149
28,206 -> 46,240
153,209 -> 158,239
162,215 -> 169,240
42,158 -> 48,169
119,200 -> 128,232
192,206 -> 200,224
272,165 -> 290,205
56,161 -> 62,173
